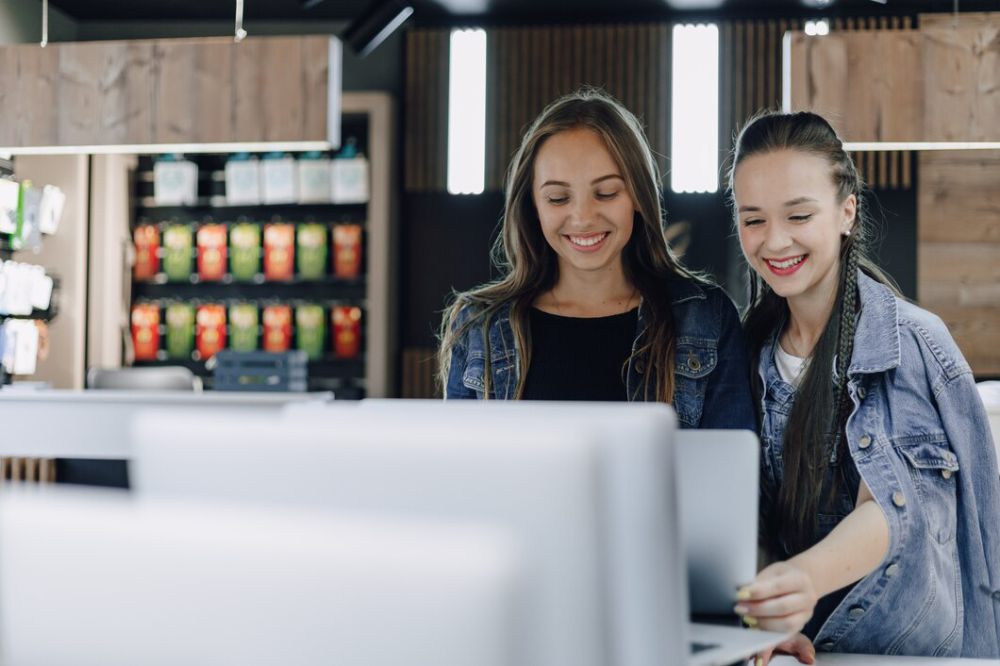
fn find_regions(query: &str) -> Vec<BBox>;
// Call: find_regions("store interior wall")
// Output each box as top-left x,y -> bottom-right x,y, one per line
0,0 -> 76,43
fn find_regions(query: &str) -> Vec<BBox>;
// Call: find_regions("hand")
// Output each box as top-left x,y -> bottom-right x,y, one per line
734,561 -> 818,633
750,633 -> 816,665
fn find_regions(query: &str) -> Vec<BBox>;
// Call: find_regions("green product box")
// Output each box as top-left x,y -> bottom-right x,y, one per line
162,224 -> 194,281
297,224 -> 328,279
295,304 -> 326,360
165,302 -> 195,359
229,223 -> 261,281
229,303 -> 260,352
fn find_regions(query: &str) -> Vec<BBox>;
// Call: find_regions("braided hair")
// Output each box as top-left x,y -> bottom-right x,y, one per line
728,111 -> 898,556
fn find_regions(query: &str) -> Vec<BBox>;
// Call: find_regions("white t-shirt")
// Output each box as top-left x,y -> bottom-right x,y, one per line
775,343 -> 810,388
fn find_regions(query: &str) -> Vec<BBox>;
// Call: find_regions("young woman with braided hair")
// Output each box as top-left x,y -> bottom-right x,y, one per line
728,111 -> 1000,664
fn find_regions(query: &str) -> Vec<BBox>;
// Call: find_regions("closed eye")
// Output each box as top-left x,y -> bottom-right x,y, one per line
595,191 -> 619,201
546,196 -> 569,205
742,218 -> 765,226
789,214 -> 813,222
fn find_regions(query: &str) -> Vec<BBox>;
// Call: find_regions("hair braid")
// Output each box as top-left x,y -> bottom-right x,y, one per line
830,239 -> 860,465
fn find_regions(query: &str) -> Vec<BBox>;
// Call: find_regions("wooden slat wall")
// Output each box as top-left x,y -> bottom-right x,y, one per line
918,150 -> 1000,376
405,24 -> 670,193
401,347 -> 440,399
0,458 -> 56,484
727,16 -> 914,190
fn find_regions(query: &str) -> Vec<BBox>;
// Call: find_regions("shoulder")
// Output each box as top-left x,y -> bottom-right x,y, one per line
666,274 -> 741,335
894,298 -> 972,384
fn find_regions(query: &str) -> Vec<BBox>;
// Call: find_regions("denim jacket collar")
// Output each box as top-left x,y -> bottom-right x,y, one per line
849,271 -> 902,376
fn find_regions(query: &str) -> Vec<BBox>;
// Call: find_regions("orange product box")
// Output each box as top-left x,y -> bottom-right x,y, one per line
131,303 -> 161,361
332,305 -> 362,359
262,304 -> 293,352
195,304 -> 227,360
133,224 -> 161,281
197,224 -> 228,281
332,224 -> 363,279
263,223 -> 295,281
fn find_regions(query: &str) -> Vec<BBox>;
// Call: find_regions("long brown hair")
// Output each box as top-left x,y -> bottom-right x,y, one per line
438,88 -> 704,401
728,110 -> 899,555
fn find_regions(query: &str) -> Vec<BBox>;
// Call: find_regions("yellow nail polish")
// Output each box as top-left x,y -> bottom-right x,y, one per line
755,656 -> 764,666
737,587 -> 751,601
743,615 -> 758,628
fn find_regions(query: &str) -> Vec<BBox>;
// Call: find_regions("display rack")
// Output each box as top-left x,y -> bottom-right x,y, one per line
125,93 -> 397,398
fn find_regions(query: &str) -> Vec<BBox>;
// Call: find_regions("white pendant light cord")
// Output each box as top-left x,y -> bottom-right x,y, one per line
235,0 -> 248,42
40,0 -> 48,47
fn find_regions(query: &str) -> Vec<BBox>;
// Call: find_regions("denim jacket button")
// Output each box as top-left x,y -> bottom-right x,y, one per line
688,354 -> 701,372
942,469 -> 954,480
992,590 -> 1000,603
857,386 -> 867,400
885,562 -> 899,577
858,435 -> 872,449
818,641 -> 835,652
848,606 -> 865,620
892,491 -> 906,508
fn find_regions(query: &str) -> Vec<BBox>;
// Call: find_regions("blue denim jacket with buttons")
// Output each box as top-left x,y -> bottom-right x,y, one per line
444,276 -> 755,430
757,271 -> 1000,658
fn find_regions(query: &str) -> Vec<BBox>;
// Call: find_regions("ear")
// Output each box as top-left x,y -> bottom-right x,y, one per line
841,194 -> 857,235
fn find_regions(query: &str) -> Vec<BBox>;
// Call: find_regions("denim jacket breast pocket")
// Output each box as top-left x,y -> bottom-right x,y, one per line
895,435 -> 960,544
673,338 -> 718,427
462,348 -> 516,399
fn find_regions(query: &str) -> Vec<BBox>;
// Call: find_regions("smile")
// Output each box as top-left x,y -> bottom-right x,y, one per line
764,254 -> 807,275
566,232 -> 609,250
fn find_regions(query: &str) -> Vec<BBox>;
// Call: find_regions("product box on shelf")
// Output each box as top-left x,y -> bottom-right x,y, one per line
332,305 -> 362,359
195,304 -> 226,360
229,303 -> 259,352
261,154 -> 297,205
229,223 -> 261,281
297,153 -> 332,203
133,224 -> 161,281
162,224 -> 194,282
165,302 -> 195,359
263,223 -> 295,281
224,155 -> 261,205
297,224 -> 328,280
131,303 -> 161,361
262,304 -> 292,352
196,224 -> 228,282
332,224 -> 362,279
153,158 -> 198,206
295,304 -> 326,360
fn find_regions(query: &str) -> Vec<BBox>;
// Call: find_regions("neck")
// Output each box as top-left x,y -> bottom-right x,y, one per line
537,259 -> 637,317
782,269 -> 841,358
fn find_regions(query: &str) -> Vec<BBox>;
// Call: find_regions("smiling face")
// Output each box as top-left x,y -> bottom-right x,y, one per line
733,149 -> 856,305
532,127 -> 635,282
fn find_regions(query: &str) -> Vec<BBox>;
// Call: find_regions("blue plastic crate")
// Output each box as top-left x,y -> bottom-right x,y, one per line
212,351 -> 308,392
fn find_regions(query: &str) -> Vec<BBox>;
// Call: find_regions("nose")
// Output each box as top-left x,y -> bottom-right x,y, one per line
762,221 -> 793,254
568,196 -> 598,227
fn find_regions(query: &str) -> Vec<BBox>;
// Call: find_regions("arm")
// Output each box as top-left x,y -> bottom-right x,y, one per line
736,480 -> 889,633
442,305 -> 478,400
699,291 -> 756,430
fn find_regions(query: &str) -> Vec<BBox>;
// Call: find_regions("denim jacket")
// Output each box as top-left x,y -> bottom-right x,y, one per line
445,276 -> 755,430
757,271 -> 1000,658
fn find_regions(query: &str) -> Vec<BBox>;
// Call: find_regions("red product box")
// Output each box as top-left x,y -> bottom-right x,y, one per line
195,304 -> 227,360
332,305 -> 362,359
263,223 -> 295,281
332,224 -> 363,279
197,224 -> 228,282
131,303 -> 161,361
263,304 -> 293,352
133,224 -> 161,281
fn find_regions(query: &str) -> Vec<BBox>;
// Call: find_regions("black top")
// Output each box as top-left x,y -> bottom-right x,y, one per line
520,306 -> 638,401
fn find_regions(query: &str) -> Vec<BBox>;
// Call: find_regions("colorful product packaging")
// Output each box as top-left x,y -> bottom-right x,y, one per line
229,223 -> 261,281
229,303 -> 259,352
195,304 -> 227,361
131,303 -> 161,361
332,305 -> 362,359
162,224 -> 194,282
333,224 -> 362,279
263,223 -> 295,281
297,224 -> 328,280
133,224 -> 161,281
262,304 -> 292,352
197,224 -> 228,282
165,302 -> 195,359
295,304 -> 326,360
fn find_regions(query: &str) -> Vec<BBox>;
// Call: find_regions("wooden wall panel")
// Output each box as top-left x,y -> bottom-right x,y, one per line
918,150 -> 1000,376
0,36 -> 336,148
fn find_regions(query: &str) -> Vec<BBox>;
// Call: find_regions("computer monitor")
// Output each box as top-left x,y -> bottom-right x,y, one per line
131,401 -> 786,666
0,488 -> 524,666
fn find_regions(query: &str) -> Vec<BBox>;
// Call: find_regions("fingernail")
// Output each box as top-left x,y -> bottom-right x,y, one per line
743,615 -> 758,628
737,586 -> 752,601
755,656 -> 764,666
734,604 -> 748,614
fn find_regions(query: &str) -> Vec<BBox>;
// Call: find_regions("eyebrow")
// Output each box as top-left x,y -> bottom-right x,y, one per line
539,174 -> 625,188
737,196 -> 818,213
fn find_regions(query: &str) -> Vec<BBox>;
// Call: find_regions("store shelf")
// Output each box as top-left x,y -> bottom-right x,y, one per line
133,357 -> 365,396
133,278 -> 366,302
134,202 -> 368,222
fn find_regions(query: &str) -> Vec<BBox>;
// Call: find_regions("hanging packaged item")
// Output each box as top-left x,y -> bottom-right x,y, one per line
332,224 -> 363,279
0,319 -> 40,376
195,304 -> 227,361
224,154 -> 261,205
18,186 -> 43,253
165,302 -> 195,360
229,222 -> 261,281
133,224 -> 161,281
297,223 -> 328,279
162,224 -> 195,282
332,305 -> 362,359
131,303 -> 161,362
261,153 -> 297,204
295,304 -> 326,360
296,152 -> 331,203
0,178 -> 19,235
38,185 -> 66,235
196,223 -> 228,282
263,223 -> 295,281
229,303 -> 260,352
262,304 -> 292,352
153,156 -> 199,206
330,138 -> 370,204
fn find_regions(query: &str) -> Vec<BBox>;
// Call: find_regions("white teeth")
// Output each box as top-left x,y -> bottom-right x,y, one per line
767,255 -> 806,269
568,233 -> 608,247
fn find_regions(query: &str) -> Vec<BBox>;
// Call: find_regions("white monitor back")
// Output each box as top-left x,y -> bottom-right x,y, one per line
131,400 -> 687,666
0,489 -> 523,666
132,407 -> 610,666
